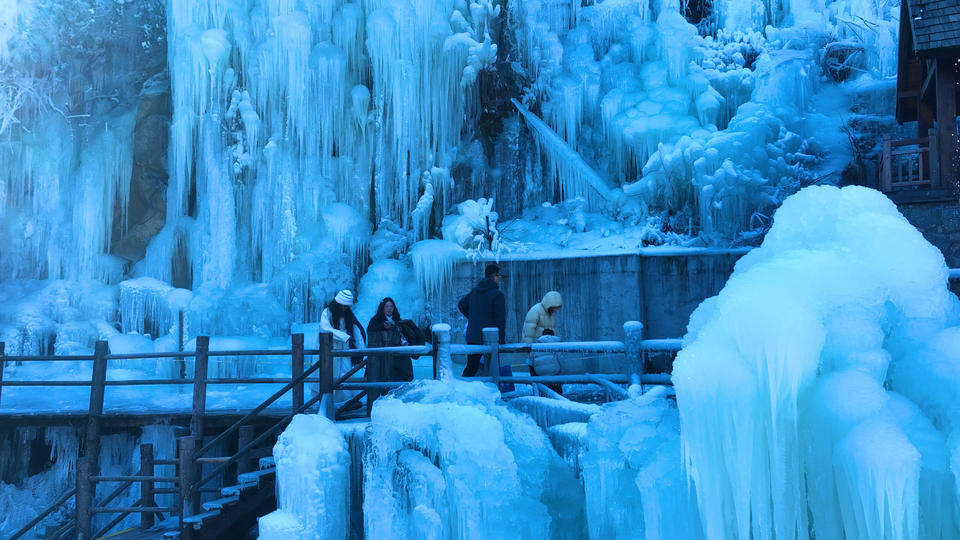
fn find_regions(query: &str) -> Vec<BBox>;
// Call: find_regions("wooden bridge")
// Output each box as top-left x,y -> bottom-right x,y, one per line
1,322 -> 677,539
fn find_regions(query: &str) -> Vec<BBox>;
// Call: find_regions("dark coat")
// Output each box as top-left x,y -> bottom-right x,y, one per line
458,278 -> 506,344
365,316 -> 414,382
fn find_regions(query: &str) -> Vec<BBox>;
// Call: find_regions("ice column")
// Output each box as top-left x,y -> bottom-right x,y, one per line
259,414 -> 351,539
673,186 -> 960,538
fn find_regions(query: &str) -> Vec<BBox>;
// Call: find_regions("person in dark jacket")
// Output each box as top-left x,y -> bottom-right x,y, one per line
365,298 -> 414,410
457,263 -> 506,377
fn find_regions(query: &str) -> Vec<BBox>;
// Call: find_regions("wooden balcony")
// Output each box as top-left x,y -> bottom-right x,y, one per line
879,132 -> 938,192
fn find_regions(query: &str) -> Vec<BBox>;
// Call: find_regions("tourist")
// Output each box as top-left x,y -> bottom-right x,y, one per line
320,289 -> 366,350
365,298 -> 415,410
529,328 -> 564,395
457,263 -> 506,377
521,291 -> 562,343
320,289 -> 366,408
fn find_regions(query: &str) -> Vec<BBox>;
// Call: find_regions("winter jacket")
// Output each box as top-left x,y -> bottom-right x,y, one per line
521,291 -> 562,343
365,316 -> 414,382
320,308 -> 366,349
458,278 -> 506,344
531,334 -> 563,376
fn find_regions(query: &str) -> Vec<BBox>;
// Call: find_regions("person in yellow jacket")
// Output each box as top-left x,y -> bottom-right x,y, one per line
521,291 -> 562,343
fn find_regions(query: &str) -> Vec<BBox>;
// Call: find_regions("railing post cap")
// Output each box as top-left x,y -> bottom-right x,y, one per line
623,321 -> 644,332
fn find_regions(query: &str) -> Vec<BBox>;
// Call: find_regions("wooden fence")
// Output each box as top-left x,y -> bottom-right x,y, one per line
2,322 -> 675,539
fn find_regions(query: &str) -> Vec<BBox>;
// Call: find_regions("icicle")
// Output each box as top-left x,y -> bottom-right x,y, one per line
409,240 -> 465,300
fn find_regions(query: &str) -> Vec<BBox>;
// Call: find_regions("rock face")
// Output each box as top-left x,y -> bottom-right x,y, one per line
111,72 -> 170,264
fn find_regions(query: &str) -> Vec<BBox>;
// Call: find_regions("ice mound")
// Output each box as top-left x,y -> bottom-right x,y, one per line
673,185 -> 960,538
259,415 -> 351,540
581,386 -> 702,539
363,378 -> 586,539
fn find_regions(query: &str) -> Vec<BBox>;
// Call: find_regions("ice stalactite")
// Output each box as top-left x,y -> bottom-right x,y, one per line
672,186 -> 960,538
410,240 -> 465,301
513,0 -> 897,242
581,386 -> 703,540
363,379 -> 586,539
259,415 -> 351,539
136,0 -> 499,341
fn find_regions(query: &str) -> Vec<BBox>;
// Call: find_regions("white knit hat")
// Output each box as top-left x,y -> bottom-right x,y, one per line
334,289 -> 354,306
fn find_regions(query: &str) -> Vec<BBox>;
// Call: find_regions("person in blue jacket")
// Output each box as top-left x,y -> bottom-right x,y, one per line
457,263 -> 506,377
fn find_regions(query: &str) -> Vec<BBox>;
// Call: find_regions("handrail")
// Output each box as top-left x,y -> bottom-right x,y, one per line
8,488 -> 76,540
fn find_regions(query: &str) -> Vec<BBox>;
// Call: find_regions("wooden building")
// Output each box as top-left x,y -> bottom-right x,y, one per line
883,0 -> 959,195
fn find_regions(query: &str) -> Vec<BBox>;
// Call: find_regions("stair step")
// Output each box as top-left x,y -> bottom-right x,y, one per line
201,493 -> 240,512
182,509 -> 221,529
162,531 -> 179,539
237,466 -> 276,486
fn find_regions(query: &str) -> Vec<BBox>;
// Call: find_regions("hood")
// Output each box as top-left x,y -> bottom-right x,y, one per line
537,334 -> 561,343
542,291 -> 562,310
476,278 -> 499,291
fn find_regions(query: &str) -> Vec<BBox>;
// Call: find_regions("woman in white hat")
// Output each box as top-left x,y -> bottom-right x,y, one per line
320,289 -> 366,349
319,289 -> 366,408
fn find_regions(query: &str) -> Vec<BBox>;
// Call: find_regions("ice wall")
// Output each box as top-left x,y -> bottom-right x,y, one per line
512,0 -> 899,240
672,185 -> 960,538
259,415 -> 351,539
0,2 -> 162,283
363,379 -> 586,539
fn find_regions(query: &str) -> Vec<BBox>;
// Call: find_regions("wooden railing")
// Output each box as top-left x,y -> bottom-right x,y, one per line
1,322 -> 676,538
879,130 -> 940,191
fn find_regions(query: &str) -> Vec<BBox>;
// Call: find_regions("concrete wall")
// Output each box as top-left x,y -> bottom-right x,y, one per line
433,249 -> 748,342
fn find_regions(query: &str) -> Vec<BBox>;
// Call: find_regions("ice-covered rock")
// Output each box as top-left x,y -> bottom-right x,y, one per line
259,415 -> 351,540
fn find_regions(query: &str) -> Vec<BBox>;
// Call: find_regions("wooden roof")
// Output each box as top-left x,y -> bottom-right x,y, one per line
905,0 -> 960,53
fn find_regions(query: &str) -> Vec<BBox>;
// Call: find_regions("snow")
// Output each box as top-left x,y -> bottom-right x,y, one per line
673,185 -> 960,538
259,414 -> 350,539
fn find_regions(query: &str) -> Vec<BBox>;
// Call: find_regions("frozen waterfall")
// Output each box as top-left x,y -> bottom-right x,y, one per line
264,186 -> 960,540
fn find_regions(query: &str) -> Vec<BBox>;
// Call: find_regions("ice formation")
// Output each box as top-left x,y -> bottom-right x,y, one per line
581,386 -> 702,539
673,185 -> 960,538
363,379 -> 586,539
0,424 -> 178,538
0,0 -> 904,358
259,415 -> 351,539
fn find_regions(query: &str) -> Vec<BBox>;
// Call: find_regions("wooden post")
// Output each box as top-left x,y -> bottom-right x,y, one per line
935,56 -> 957,189
880,136 -> 892,191
190,336 -> 210,440
85,341 -> 109,463
178,436 -> 198,539
431,332 -> 439,380
929,127 -> 941,185
177,310 -> 186,379
318,332 -> 335,420
623,321 -> 644,389
483,328 -> 500,384
0,342 -> 5,408
237,425 -> 254,475
140,443 -> 156,529
291,333 -> 305,412
76,457 -> 94,540
432,324 -> 452,380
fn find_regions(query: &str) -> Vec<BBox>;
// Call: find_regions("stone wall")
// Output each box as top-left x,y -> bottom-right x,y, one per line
432,249 -> 748,342
895,196 -> 960,267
